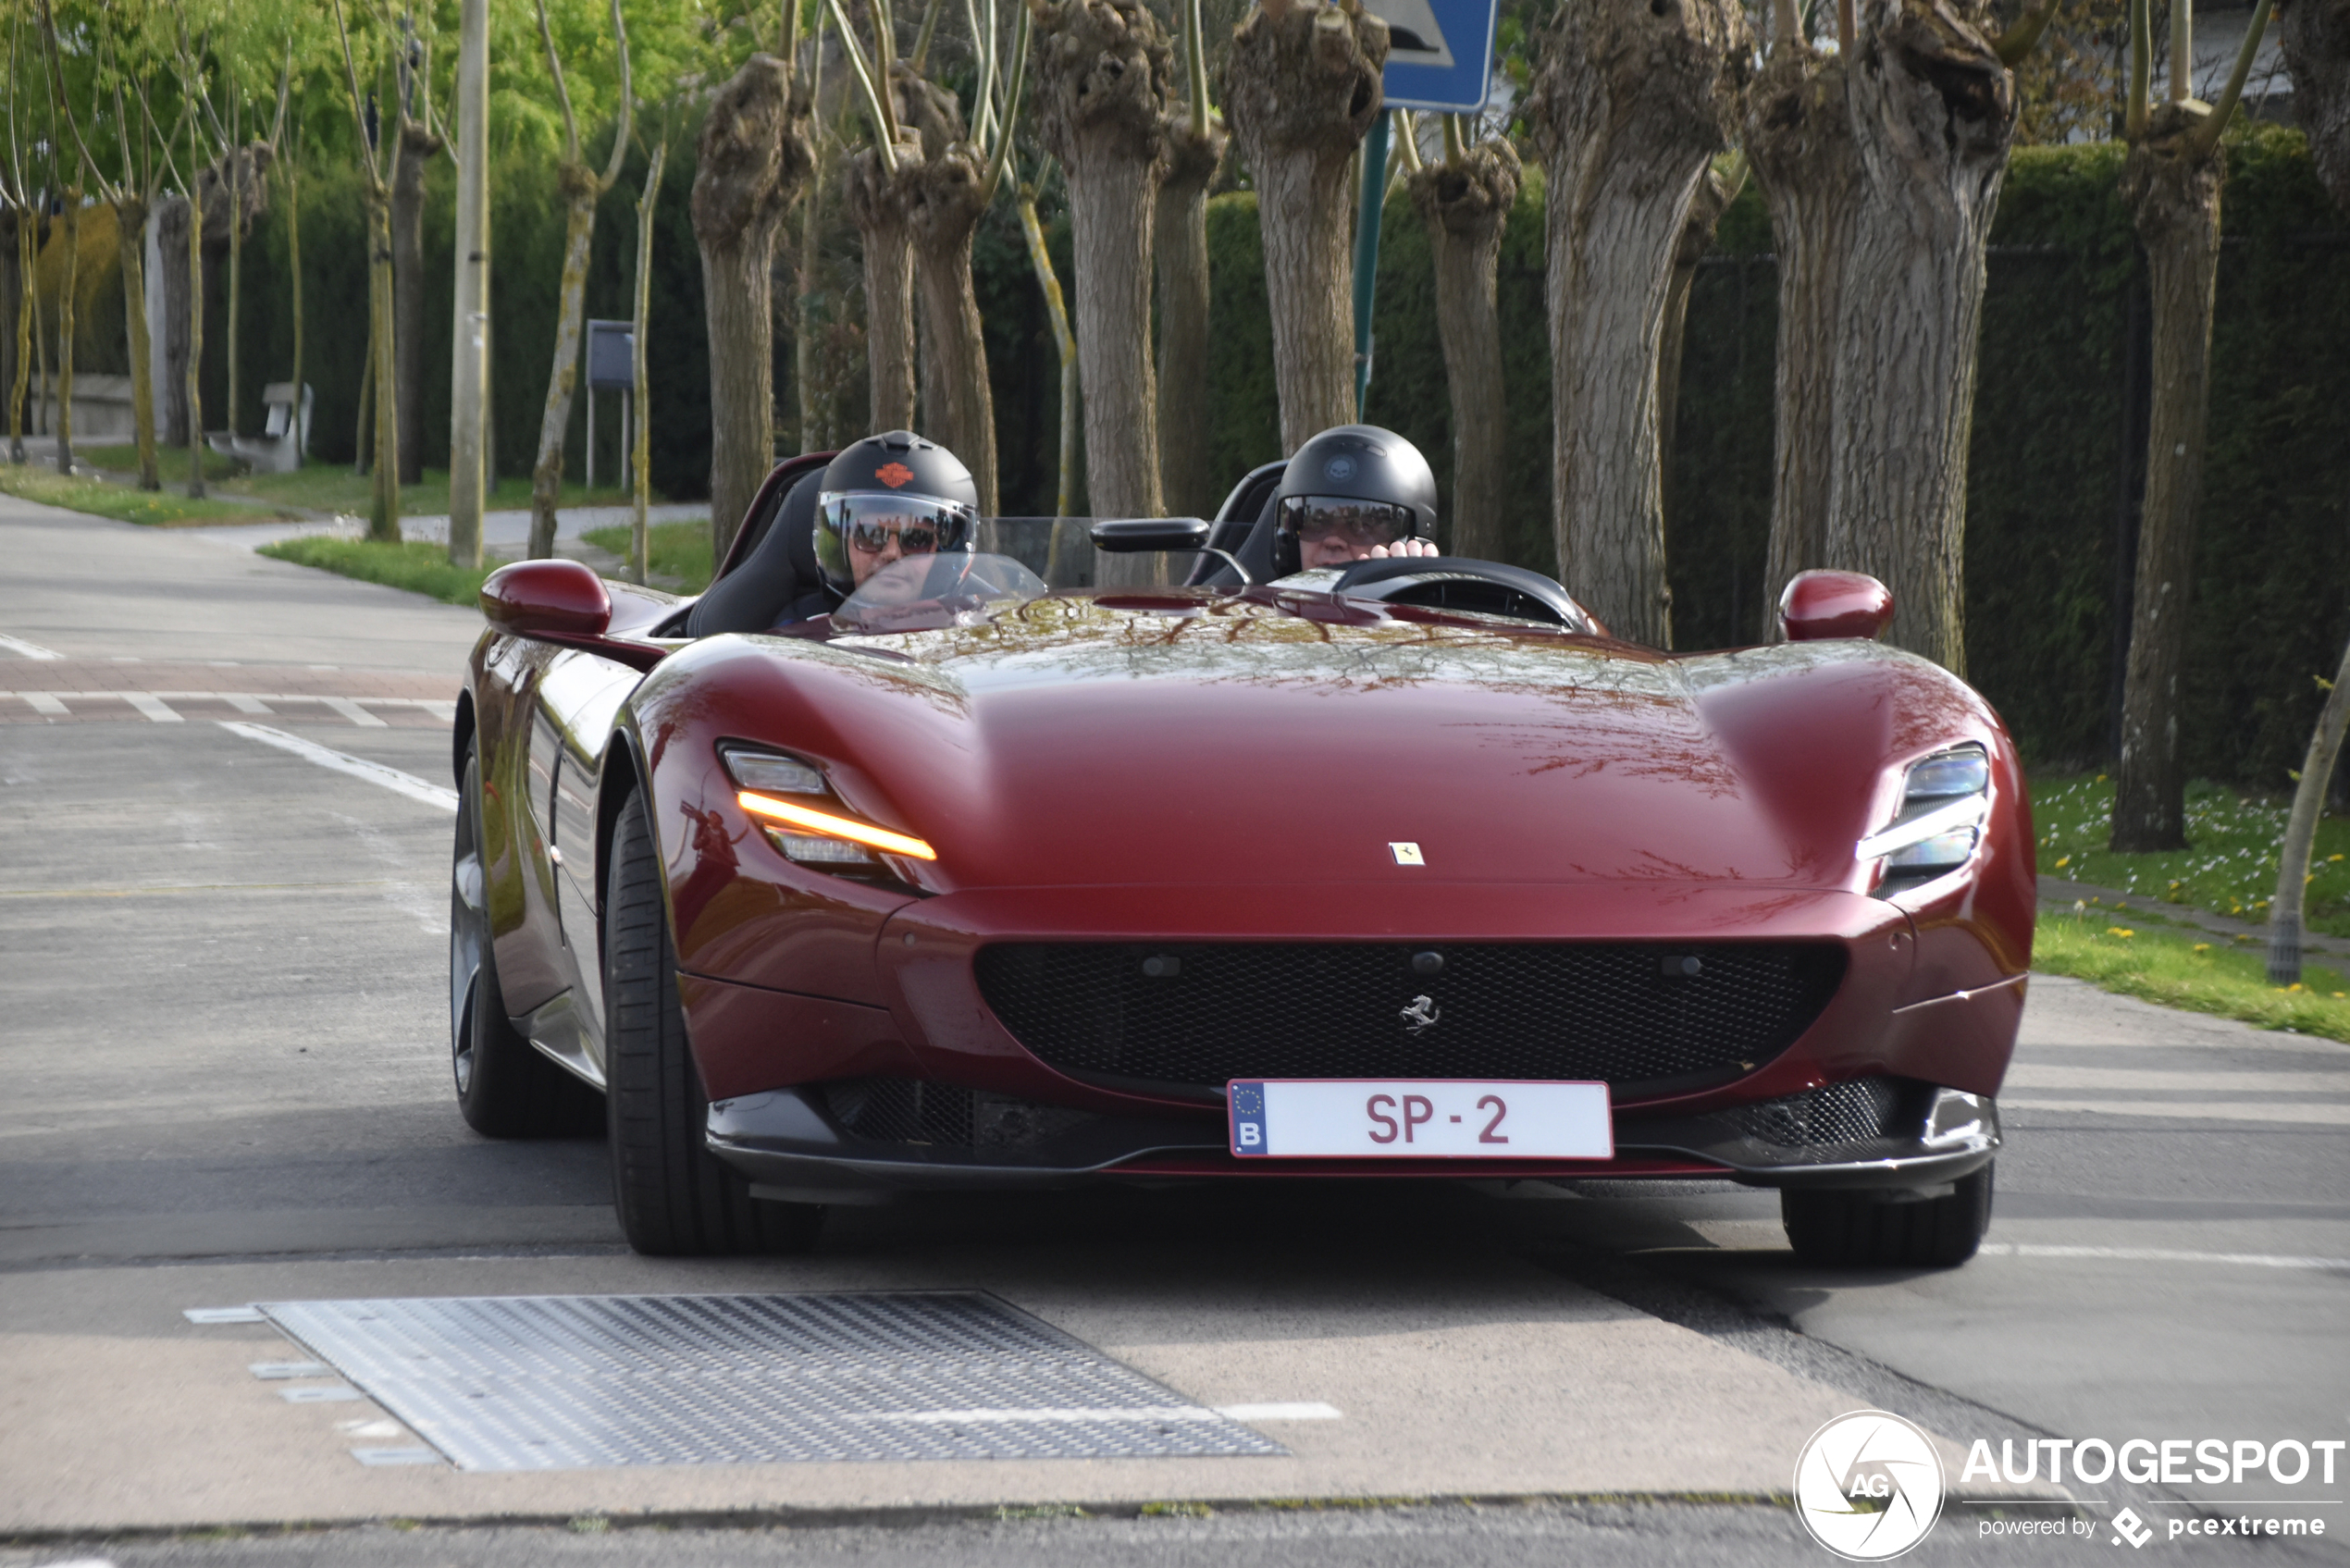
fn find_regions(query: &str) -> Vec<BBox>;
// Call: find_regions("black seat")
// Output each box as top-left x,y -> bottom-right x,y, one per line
686,471 -> 827,637
1188,460 -> 1288,588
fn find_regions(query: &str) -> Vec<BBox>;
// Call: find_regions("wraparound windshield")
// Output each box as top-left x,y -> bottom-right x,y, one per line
831,552 -> 1050,635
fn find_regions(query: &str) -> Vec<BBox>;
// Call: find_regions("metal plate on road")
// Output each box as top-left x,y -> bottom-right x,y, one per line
1365,0 -> 1500,111
1230,1079 -> 1614,1158
257,1292 -> 1283,1471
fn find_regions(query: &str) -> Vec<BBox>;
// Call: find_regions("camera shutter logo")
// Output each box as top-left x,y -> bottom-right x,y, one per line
1794,1411 -> 1946,1561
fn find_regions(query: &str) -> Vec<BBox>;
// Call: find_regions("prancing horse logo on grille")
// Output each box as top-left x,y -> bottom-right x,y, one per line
1399,994 -> 1441,1034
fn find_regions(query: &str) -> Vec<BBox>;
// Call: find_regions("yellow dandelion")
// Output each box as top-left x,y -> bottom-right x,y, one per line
2109,927 -> 2135,938
2193,943 -> 2211,952
2056,856 -> 2072,869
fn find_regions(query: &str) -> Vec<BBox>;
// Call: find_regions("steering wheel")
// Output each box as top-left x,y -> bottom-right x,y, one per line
1329,556 -> 1592,632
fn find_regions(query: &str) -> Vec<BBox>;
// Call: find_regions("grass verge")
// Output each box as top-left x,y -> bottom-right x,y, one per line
230,463 -> 647,519
582,519 -> 713,593
2032,772 -> 2349,939
2034,904 -> 2350,1043
0,463 -> 287,525
77,441 -> 241,481
258,537 -> 492,609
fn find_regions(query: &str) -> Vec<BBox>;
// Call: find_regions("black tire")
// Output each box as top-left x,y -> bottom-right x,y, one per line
1781,1163 -> 1995,1269
604,784 -> 824,1255
451,737 -> 602,1137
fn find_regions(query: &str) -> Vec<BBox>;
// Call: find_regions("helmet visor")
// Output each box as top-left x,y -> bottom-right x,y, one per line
1278,495 -> 1418,549
821,492 -> 977,559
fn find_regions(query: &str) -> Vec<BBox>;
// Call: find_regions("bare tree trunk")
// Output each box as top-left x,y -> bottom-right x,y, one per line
0,209 -> 16,460
114,196 -> 158,490
1224,0 -> 1384,454
1154,114 -> 1224,518
2278,0 -> 2350,212
692,53 -> 812,562
365,186 -> 402,540
1406,138 -> 1518,562
1528,0 -> 1749,648
286,163 -> 305,463
185,190 -> 204,498
54,194 -> 77,475
2111,115 -> 2223,852
1749,46 -> 1861,635
844,148 -> 918,433
2267,631 -> 2350,983
353,320 -> 374,475
529,164 -> 600,559
1035,0 -> 1175,528
155,196 -> 191,450
1824,0 -> 2014,672
4,207 -> 23,461
1657,155 -> 1743,539
906,148 -> 999,513
631,146 -> 665,584
392,122 -> 440,484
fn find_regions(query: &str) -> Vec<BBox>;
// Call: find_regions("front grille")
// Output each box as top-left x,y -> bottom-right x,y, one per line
973,942 -> 1846,1097
1732,1077 -> 1913,1147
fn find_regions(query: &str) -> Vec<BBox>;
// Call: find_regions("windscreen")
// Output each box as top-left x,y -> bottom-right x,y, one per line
830,552 -> 1050,635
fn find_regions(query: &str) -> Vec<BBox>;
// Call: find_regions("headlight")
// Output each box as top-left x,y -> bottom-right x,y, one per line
1859,744 -> 1990,898
720,747 -> 938,866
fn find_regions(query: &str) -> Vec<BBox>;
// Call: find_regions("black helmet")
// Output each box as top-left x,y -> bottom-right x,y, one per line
812,431 -> 981,596
1271,425 -> 1439,576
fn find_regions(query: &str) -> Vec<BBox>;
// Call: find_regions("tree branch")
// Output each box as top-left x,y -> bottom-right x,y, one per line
330,0 -> 389,196
978,2 -> 1028,202
39,0 -> 115,200
2187,0 -> 2273,158
2126,0 -> 2149,140
600,0 -> 633,189
534,0 -> 582,163
827,0 -> 899,171
1994,0 -> 2063,66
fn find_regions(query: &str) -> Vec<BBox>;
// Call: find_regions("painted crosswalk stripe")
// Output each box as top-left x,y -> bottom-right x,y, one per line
122,693 -> 182,722
20,693 -> 67,715
0,633 -> 62,661
2003,1097 -> 2350,1127
217,721 -> 458,812
319,696 -> 389,727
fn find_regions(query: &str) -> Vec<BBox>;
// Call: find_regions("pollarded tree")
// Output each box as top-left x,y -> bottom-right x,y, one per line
693,34 -> 813,562
525,0 -> 630,561
1397,111 -> 1518,562
1526,0 -> 1749,647
1032,0 -> 1175,521
2278,0 -> 2350,209
2109,0 -> 2279,850
1224,0 -> 1382,456
1154,0 -> 1225,519
831,0 -> 1031,514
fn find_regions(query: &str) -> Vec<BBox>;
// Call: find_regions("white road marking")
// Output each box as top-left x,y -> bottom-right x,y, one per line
221,694 -> 272,713
1215,1401 -> 1344,1421
122,693 -> 182,722
1981,1242 -> 2350,1273
218,722 -> 458,812
2006,1064 -> 2350,1093
20,693 -> 67,714
319,695 -> 388,727
0,632 -> 63,660
2003,1096 -> 2350,1126
855,1406 -> 1243,1425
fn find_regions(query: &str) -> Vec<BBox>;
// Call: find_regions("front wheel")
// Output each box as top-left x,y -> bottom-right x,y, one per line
603,782 -> 823,1255
1781,1163 -> 1994,1269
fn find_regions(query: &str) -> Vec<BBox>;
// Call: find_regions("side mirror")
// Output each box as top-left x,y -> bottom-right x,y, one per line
1779,570 -> 1893,643
1091,517 -> 1210,552
481,559 -> 612,638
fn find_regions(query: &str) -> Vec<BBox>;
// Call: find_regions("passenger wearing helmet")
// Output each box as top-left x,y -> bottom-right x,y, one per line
1273,425 -> 1441,576
812,432 -> 980,602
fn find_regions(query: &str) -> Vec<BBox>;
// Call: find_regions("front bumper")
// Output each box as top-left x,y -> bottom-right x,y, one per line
706,1080 -> 2001,1202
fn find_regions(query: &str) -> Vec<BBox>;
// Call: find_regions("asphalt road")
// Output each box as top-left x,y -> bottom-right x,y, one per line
2,494 -> 2344,1567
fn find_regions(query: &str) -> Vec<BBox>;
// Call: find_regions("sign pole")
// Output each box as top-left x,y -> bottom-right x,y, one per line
1352,109 -> 1391,417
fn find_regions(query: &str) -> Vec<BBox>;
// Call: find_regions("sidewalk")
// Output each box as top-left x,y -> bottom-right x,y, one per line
179,500 -> 708,556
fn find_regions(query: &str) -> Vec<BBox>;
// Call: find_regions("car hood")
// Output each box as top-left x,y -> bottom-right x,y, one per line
641,593 -> 2001,895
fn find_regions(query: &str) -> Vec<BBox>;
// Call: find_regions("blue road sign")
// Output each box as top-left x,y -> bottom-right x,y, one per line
1367,0 -> 1499,112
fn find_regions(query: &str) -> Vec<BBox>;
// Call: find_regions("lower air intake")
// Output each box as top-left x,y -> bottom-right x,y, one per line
973,941 -> 1846,1097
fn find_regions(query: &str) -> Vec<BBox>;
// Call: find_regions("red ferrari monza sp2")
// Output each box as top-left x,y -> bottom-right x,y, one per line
449,453 -> 2030,1266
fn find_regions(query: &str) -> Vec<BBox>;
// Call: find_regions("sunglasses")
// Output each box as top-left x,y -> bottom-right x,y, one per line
1279,495 -> 1416,547
822,493 -> 976,558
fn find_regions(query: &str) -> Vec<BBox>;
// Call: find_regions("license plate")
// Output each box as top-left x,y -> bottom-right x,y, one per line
1227,1079 -> 1614,1159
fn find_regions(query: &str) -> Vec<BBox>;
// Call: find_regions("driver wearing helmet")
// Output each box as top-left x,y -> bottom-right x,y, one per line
1273,425 -> 1441,576
812,432 -> 981,604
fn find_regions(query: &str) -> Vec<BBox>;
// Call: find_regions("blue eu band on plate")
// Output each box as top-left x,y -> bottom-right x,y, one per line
1228,1080 -> 1614,1159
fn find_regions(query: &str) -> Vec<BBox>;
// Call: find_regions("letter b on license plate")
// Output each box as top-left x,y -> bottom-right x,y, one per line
1228,1080 -> 1613,1159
